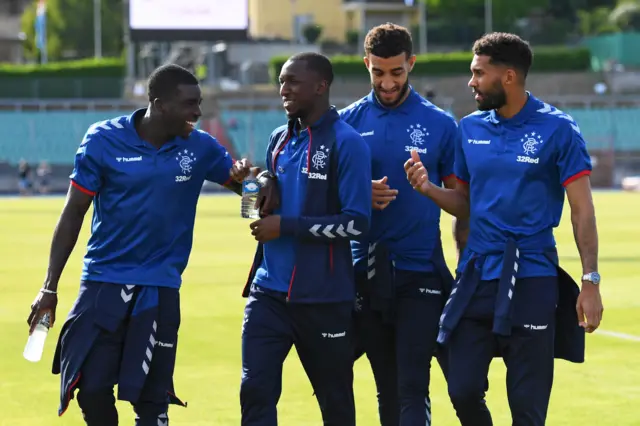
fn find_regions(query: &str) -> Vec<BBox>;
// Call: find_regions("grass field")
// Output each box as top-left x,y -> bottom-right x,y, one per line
1,192 -> 639,426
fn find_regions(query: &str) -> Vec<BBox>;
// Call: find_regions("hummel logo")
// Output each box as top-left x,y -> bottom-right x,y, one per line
523,324 -> 548,330
322,332 -> 346,338
116,156 -> 142,162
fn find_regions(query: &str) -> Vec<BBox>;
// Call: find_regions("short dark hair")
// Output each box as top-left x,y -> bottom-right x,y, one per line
289,52 -> 334,86
364,23 -> 413,58
472,32 -> 533,78
147,64 -> 199,101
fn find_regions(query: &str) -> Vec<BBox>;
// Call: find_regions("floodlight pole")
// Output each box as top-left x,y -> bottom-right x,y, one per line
94,0 -> 102,58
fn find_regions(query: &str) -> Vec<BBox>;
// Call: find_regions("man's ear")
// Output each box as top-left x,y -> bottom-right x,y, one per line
408,54 -> 416,72
317,80 -> 329,95
151,97 -> 162,112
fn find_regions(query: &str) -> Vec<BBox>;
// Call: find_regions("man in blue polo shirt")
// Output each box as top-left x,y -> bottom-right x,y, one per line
339,23 -> 464,426
405,32 -> 603,426
26,64 -> 251,426
239,52 -> 371,426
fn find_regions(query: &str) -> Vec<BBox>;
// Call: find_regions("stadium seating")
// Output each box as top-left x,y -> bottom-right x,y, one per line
220,108 -> 640,159
219,110 -> 285,160
565,108 -> 639,151
0,110 -> 131,164
1,108 -> 639,166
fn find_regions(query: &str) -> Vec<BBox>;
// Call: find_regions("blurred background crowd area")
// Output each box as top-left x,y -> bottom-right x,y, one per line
2,0 -> 640,195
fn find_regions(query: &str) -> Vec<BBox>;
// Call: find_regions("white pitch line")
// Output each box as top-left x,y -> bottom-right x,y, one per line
596,330 -> 640,342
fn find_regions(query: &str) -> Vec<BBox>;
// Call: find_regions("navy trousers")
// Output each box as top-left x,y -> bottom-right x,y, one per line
447,276 -> 558,426
73,284 -> 181,426
240,285 -> 356,426
353,269 -> 447,426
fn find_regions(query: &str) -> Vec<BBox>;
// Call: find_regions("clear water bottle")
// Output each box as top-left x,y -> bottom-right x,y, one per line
24,312 -> 51,363
241,172 -> 261,219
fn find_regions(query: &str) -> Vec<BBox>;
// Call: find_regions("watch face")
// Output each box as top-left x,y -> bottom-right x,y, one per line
585,272 -> 601,284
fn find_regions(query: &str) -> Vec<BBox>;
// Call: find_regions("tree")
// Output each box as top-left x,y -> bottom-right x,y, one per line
22,0 -> 124,61
302,24 -> 323,44
610,0 -> 640,30
577,6 -> 620,35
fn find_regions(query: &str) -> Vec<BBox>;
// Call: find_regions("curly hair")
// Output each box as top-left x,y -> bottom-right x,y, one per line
472,32 -> 533,78
364,23 -> 413,58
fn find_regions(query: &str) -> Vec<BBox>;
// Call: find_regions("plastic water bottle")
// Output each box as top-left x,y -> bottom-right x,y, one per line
241,173 -> 261,219
23,312 -> 50,363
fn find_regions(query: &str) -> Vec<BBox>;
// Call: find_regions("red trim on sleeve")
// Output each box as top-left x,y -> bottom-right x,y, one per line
222,176 -> 233,186
456,176 -> 469,185
563,170 -> 591,187
442,173 -> 456,182
70,180 -> 96,196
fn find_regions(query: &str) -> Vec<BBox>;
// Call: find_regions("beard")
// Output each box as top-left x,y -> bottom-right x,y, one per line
474,81 -> 507,111
373,79 -> 410,108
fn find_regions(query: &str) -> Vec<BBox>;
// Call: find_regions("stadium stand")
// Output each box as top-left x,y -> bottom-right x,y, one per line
0,110 -> 131,164
1,106 -> 639,193
218,107 -> 640,162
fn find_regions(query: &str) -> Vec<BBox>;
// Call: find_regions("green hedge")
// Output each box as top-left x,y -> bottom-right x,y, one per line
0,58 -> 125,98
269,46 -> 591,81
0,57 -> 125,78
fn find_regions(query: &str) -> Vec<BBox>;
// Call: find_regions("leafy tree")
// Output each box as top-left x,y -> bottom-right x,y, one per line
302,24 -> 323,44
577,6 -> 620,35
610,0 -> 640,30
22,0 -> 124,61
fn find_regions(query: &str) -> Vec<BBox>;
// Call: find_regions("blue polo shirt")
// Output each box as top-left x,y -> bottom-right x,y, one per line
339,88 -> 457,272
253,122 -> 371,293
70,109 -> 233,288
455,93 -> 592,279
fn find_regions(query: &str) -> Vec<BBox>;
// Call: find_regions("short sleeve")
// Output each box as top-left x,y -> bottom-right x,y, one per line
69,127 -> 103,196
438,118 -> 456,181
202,133 -> 234,185
556,121 -> 592,187
453,124 -> 470,184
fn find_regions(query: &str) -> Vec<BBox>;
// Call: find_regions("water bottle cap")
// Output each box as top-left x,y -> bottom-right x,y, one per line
39,312 -> 51,327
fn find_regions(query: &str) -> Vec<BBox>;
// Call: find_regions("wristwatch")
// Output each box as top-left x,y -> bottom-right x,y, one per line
582,272 -> 601,285
257,170 -> 276,182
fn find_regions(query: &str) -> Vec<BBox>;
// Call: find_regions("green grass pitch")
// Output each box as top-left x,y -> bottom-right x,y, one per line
1,192 -> 639,425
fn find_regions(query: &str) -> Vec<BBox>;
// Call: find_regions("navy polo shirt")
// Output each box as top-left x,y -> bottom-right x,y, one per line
455,93 -> 593,279
253,122 -> 371,294
70,109 -> 233,288
339,88 -> 457,272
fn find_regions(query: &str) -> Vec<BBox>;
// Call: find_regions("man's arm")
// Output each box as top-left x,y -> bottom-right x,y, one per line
556,120 -> 598,276
43,185 -> 93,291
439,119 -> 469,255
555,118 -> 602,332
443,176 -> 469,256
203,133 -> 250,195
29,127 -> 102,331
406,150 -> 470,219
280,133 -> 372,242
406,120 -> 471,219
566,176 -> 598,275
223,180 -> 242,195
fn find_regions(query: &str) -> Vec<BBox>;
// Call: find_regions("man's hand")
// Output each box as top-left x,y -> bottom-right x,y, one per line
250,215 -> 281,243
372,176 -> 398,210
229,159 -> 254,183
27,289 -> 58,334
255,172 -> 280,217
576,283 -> 603,333
404,150 -> 433,196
